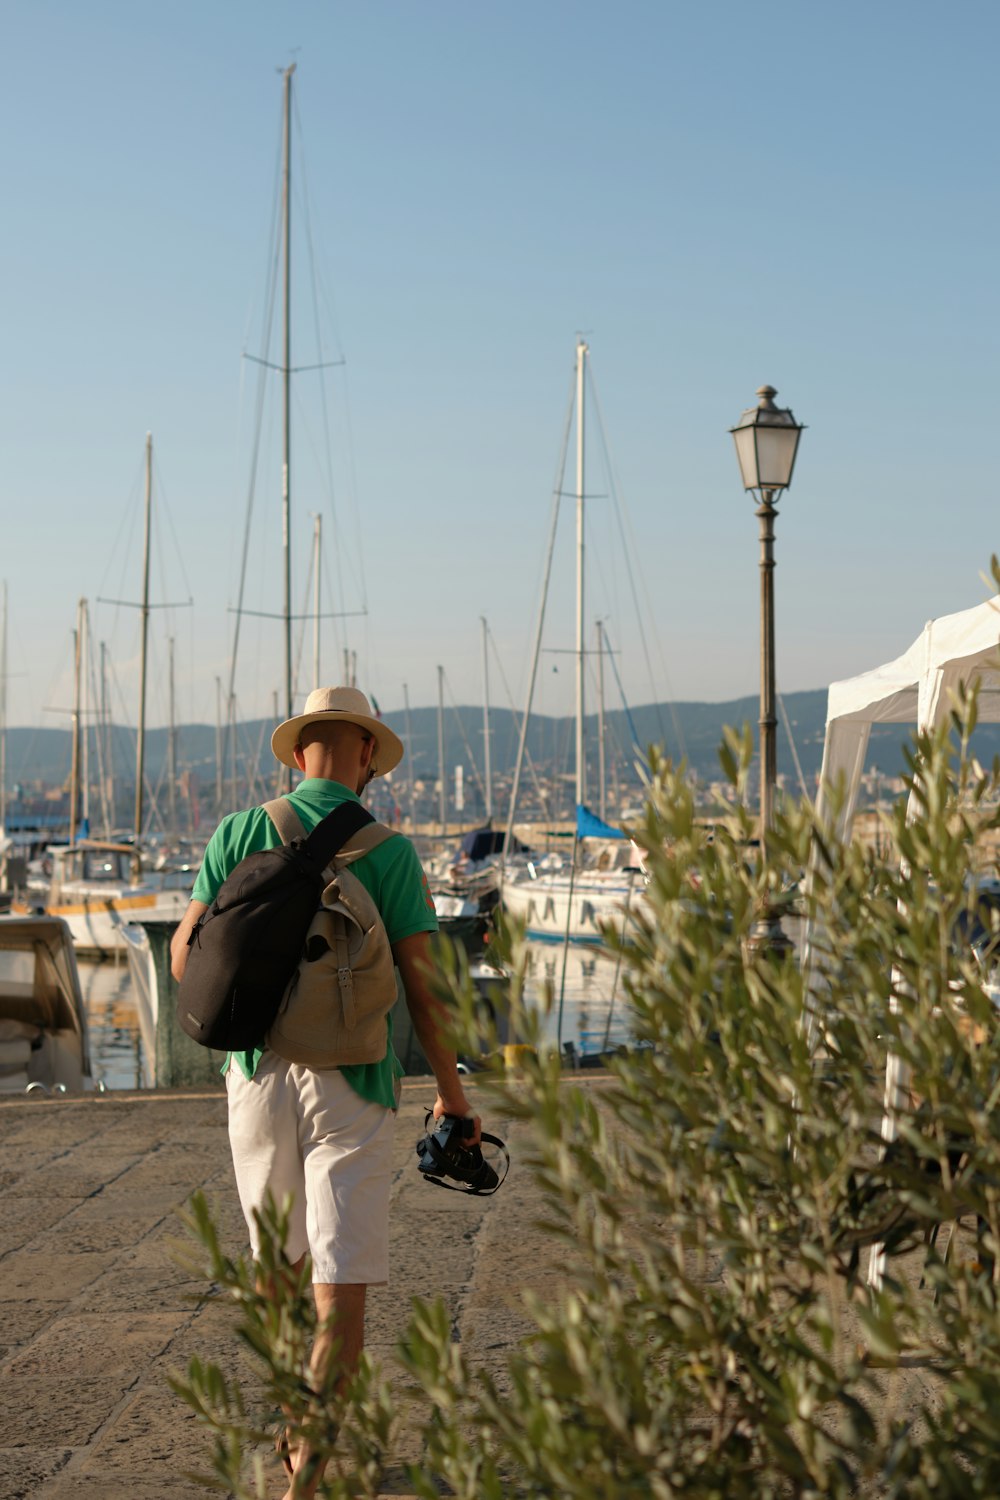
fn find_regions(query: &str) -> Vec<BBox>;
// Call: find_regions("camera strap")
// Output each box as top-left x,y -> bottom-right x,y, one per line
417,1112 -> 510,1197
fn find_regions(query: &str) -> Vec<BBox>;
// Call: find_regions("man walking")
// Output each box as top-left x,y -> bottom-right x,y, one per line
171,687 -> 480,1497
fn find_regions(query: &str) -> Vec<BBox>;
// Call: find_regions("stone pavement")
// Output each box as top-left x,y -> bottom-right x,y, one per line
0,1075 -> 586,1499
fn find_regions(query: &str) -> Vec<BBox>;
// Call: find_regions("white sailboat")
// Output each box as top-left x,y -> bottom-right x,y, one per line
503,837 -> 645,945
500,341 -> 648,943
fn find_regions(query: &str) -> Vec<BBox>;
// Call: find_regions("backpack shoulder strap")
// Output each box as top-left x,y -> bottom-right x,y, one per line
262,796 -> 374,867
262,797 -> 306,845
336,822 -> 401,865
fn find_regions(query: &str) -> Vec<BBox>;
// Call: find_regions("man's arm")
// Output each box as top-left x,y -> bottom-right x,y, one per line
392,930 -> 480,1141
170,900 -> 208,982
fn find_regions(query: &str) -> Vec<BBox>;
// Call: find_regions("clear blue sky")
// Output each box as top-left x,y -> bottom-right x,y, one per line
2,0 -> 997,738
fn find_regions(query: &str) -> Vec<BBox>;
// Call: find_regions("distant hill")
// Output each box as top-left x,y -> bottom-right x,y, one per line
9,688 -> 998,801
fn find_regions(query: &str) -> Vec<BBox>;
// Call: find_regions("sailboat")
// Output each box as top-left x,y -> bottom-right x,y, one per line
500,341 -> 648,944
425,627 -> 535,950
21,437 -> 190,956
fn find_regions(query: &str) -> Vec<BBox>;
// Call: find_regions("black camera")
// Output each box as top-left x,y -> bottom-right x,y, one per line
415,1113 -> 508,1196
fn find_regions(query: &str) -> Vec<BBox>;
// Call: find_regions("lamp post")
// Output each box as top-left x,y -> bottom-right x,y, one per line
730,385 -> 804,952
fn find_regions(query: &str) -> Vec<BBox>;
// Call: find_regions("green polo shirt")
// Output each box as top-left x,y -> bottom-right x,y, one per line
192,778 -> 438,1109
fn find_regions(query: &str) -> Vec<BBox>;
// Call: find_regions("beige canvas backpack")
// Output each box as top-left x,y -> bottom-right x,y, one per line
263,797 -> 401,1068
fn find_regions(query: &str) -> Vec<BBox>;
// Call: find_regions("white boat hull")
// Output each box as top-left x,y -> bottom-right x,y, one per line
41,888 -> 190,957
502,871 -> 644,943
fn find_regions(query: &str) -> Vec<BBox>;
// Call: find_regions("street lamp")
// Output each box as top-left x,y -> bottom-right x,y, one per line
730,384 -> 804,952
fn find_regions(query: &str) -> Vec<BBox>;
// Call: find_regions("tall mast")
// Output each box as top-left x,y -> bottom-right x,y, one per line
437,664 -> 447,837
168,635 -> 178,838
99,641 -> 111,834
214,675 -> 223,815
80,601 -> 90,832
281,62 -> 296,732
596,619 -> 607,823
575,340 -> 588,811
0,585 -> 6,894
228,692 -> 238,811
312,513 -> 321,690
69,601 -> 84,846
0,583 -> 7,845
480,616 -> 493,822
134,432 -> 152,841
403,681 -> 415,830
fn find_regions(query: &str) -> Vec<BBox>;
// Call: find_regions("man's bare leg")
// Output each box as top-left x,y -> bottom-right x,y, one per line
283,1282 -> 367,1500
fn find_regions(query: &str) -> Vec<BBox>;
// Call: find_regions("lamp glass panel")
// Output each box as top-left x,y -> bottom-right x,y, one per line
754,426 -> 799,489
732,426 -> 760,490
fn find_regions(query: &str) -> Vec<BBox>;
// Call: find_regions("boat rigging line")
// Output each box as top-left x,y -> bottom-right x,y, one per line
598,623 -> 641,755
439,667 -> 487,811
777,688 -> 810,802
226,98 -> 284,750
588,365 -> 687,764
292,85 -> 369,627
502,361 -> 577,861
485,623 -> 553,824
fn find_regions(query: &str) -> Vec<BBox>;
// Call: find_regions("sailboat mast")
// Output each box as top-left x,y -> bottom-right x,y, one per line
281,62 -> 296,729
596,618 -> 607,823
481,616 -> 493,822
214,676 -> 223,815
403,681 -> 415,830
134,432 -> 152,841
70,600 -> 83,846
81,601 -> 90,831
575,340 -> 588,811
99,641 -> 111,834
312,513 -> 321,690
437,664 -> 446,837
168,635 -> 178,838
0,582 -> 6,846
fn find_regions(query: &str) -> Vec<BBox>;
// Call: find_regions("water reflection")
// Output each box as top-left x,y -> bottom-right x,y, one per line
520,938 -> 633,1058
78,933 -> 633,1090
79,959 -> 146,1090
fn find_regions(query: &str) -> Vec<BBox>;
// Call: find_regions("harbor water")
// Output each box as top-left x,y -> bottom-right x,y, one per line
80,938 -> 636,1091
78,957 -> 148,1090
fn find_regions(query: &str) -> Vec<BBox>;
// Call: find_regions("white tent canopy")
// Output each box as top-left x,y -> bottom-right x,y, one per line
815,596 -> 1000,841
809,595 -> 1000,1290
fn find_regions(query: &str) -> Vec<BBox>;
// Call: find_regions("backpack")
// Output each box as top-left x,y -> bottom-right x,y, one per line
264,799 -> 401,1068
175,797 -> 376,1051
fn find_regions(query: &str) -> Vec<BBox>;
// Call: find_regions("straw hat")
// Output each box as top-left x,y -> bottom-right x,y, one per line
271,686 -> 404,775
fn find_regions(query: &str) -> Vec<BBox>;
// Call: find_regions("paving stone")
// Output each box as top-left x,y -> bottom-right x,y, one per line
0,1377 -> 128,1447
13,1160 -> 134,1200
74,1384 -> 207,1477
0,1108 -> 107,1153
0,1446 -> 74,1500
0,1298 -> 56,1357
30,1199 -> 171,1255
104,1151 -> 227,1195
38,1477 -> 207,1499
0,1148 -> 62,1189
0,1249 -> 115,1302
3,1311 -> 179,1382
0,1196 -> 77,1257
82,1259 -> 207,1315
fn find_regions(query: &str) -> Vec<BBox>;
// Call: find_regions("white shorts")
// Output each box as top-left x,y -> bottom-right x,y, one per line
226,1051 -> 395,1285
